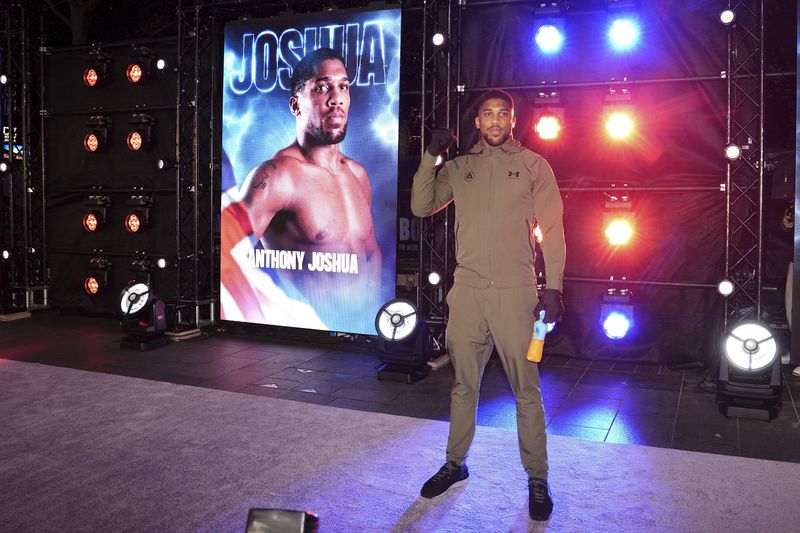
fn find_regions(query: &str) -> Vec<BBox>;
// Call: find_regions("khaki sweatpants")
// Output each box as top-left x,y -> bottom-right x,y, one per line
445,283 -> 548,479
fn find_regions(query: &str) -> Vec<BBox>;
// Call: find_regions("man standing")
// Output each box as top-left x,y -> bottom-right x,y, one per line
411,90 -> 565,521
221,47 -> 382,332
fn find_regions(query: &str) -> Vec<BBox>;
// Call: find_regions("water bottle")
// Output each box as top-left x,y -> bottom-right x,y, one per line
527,310 -> 548,363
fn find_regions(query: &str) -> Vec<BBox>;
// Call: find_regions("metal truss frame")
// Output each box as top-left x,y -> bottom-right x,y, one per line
418,0 -> 461,327
0,0 -> 46,313
175,0 -> 218,328
724,0 -> 765,327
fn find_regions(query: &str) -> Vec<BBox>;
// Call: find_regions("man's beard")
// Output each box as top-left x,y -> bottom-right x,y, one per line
481,129 -> 509,147
308,123 -> 347,145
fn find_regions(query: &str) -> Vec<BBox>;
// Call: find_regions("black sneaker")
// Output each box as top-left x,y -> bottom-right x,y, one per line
528,477 -> 553,521
420,461 -> 469,498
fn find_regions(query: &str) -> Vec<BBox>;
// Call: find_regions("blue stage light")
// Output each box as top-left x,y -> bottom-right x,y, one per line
608,18 -> 640,51
603,311 -> 632,339
535,24 -> 564,54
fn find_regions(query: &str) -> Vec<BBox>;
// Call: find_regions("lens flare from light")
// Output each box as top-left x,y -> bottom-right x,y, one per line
125,213 -> 142,233
127,131 -> 144,151
609,18 -> 640,51
84,133 -> 100,152
605,112 -> 634,140
84,276 -> 100,295
83,213 -> 99,232
535,114 -> 562,140
605,219 -> 633,246
126,64 -> 143,84
603,311 -> 631,339
535,24 -> 564,54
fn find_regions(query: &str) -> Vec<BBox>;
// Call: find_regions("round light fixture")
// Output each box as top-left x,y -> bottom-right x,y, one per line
717,279 -> 734,296
375,299 -> 419,342
84,276 -> 101,295
84,133 -> 101,152
120,282 -> 151,315
720,10 -> 735,25
603,311 -> 632,339
534,114 -> 562,140
83,68 -> 99,87
535,24 -> 564,54
724,144 -> 741,161
126,64 -> 144,84
724,322 -> 777,372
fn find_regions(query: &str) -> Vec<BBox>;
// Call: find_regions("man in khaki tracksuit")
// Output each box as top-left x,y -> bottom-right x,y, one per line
412,90 -> 565,522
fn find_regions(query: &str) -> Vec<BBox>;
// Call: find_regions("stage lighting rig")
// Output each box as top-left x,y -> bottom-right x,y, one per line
128,256 -> 155,273
83,49 -> 111,87
606,1 -> 640,52
533,91 -> 564,141
375,299 -> 442,383
124,195 -> 153,233
84,116 -> 112,153
126,114 -> 156,151
533,2 -> 565,54
119,281 -> 168,351
603,87 -> 634,141
600,286 -> 634,340
126,46 -> 157,84
82,195 -> 111,232
603,187 -> 634,246
718,321 -> 781,420
85,255 -> 111,296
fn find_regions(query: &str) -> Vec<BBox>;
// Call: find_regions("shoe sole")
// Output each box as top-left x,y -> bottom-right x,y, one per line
421,476 -> 469,499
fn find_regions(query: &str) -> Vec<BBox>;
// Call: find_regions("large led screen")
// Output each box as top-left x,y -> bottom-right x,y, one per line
221,7 -> 400,335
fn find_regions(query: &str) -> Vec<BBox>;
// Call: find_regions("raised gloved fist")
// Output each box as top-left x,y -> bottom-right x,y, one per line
534,289 -> 564,324
427,128 -> 456,157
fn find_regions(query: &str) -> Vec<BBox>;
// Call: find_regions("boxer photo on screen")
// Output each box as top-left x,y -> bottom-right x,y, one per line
221,48 -> 382,327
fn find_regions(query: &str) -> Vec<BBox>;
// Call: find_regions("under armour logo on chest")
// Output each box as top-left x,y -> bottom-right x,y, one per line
507,171 -> 520,178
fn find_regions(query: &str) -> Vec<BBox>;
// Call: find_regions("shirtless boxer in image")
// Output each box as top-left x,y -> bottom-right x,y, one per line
221,48 -> 382,329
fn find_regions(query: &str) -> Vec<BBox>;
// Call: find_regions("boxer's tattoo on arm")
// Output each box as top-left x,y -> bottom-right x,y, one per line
251,162 -> 276,191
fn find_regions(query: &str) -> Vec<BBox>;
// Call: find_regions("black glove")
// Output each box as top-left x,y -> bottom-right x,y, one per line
427,128 -> 456,157
534,289 -> 564,324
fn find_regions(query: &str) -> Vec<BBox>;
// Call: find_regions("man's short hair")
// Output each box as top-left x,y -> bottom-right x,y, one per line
290,47 -> 346,96
475,89 -> 515,115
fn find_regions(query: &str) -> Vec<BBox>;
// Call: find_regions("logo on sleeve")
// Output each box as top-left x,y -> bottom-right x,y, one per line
464,171 -> 474,182
507,170 -> 520,179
